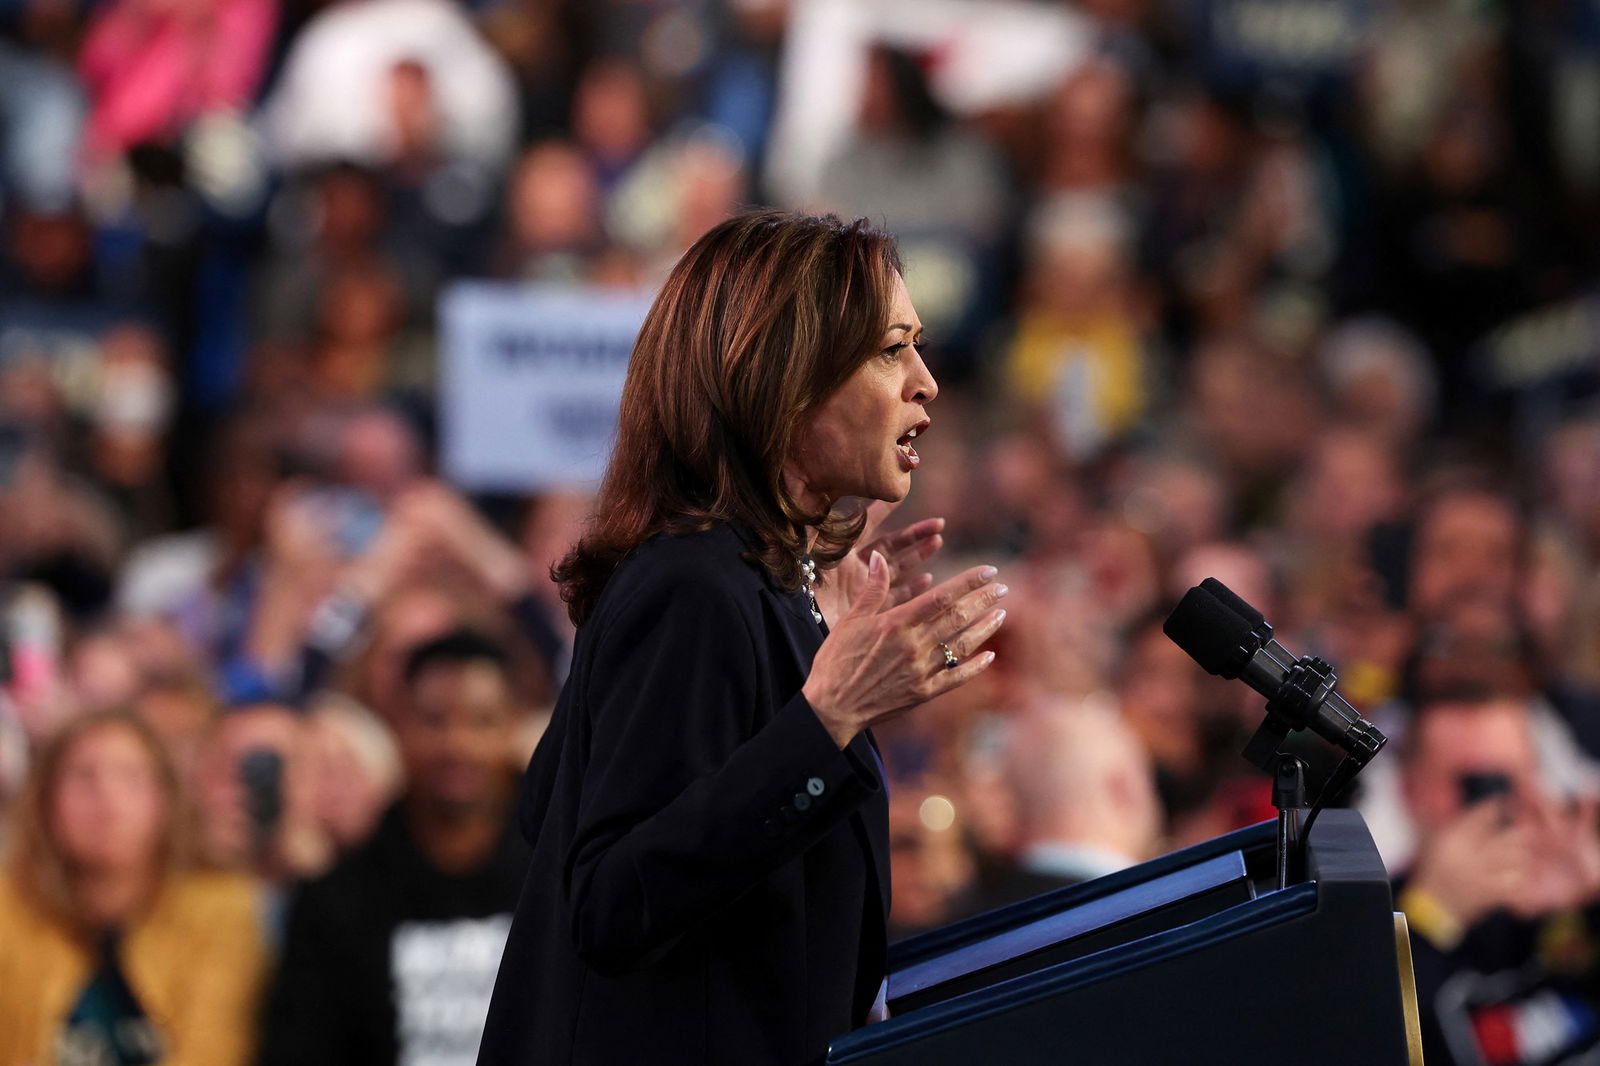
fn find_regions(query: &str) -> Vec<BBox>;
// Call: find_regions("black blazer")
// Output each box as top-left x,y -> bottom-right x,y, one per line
477,523 -> 890,1066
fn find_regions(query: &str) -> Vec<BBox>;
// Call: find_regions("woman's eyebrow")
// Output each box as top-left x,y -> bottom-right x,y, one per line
885,322 -> 921,334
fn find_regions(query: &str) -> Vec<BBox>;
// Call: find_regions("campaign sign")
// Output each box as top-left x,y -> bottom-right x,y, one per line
1183,0 -> 1373,99
440,282 -> 652,492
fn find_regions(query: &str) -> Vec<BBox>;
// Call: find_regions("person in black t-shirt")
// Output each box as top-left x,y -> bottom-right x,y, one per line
258,630 -> 530,1066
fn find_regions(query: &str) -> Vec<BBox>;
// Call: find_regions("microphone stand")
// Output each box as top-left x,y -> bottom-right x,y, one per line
1245,654 -> 1380,890
1164,578 -> 1388,891
1272,755 -> 1306,891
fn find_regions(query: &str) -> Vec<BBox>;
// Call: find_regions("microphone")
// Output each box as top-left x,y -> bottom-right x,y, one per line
1198,576 -> 1265,631
1162,581 -> 1386,769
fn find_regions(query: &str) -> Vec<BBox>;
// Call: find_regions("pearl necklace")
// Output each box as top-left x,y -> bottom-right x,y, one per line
800,555 -> 823,625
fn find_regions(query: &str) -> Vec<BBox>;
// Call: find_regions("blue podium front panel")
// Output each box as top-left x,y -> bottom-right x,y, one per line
830,811 -> 1412,1066
889,851 -> 1252,1012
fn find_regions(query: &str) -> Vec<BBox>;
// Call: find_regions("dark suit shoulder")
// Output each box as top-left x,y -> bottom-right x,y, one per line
590,524 -> 770,629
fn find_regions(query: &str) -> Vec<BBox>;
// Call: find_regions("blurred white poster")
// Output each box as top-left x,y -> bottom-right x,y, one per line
766,0 -> 1090,205
440,282 -> 652,492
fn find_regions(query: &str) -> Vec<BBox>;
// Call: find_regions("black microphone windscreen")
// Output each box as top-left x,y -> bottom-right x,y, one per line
1163,586 -> 1260,678
1199,577 -> 1265,627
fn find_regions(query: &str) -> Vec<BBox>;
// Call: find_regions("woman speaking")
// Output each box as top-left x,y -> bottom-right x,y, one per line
476,211 -> 1007,1066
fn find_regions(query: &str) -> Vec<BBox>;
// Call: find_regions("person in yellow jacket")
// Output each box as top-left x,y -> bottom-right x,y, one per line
0,709 -> 265,1066
999,193 -> 1149,461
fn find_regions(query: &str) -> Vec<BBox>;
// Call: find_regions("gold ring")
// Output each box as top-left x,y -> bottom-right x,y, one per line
938,642 -> 959,670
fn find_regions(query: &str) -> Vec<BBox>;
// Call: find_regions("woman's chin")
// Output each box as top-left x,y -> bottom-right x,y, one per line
820,471 -> 913,508
872,475 -> 913,503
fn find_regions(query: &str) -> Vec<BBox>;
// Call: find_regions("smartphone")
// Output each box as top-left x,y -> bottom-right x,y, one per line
1459,771 -> 1513,808
298,487 -> 384,558
239,747 -> 284,845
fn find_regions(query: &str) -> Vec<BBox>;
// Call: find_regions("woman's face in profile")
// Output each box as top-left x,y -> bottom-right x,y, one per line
788,272 -> 938,509
51,725 -> 167,874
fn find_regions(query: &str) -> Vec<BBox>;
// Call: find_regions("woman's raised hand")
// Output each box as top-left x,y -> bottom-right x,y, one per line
812,501 -> 944,621
803,552 -> 1007,749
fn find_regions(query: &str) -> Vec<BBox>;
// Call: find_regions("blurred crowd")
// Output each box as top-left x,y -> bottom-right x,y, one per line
5,0 -> 1600,1063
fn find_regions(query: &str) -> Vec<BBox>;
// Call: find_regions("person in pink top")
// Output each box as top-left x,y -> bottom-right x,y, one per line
76,0 -> 277,163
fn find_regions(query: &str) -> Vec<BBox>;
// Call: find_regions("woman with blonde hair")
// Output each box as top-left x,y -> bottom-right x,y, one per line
0,710 -> 265,1066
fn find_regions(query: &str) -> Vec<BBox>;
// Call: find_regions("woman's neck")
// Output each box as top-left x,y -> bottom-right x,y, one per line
71,865 -> 157,930
782,465 -> 833,540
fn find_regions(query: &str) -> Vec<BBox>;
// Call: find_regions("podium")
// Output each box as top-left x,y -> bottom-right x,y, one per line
827,810 -> 1423,1065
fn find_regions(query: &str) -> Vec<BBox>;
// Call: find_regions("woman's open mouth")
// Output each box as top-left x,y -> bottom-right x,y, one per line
895,421 -> 928,470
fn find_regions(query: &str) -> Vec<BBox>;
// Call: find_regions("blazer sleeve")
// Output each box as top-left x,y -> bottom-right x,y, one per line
564,563 -> 880,976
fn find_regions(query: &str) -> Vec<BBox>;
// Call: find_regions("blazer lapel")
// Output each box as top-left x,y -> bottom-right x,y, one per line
764,586 -> 824,677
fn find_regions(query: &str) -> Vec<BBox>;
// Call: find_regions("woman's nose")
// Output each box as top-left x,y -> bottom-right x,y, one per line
909,356 -> 938,404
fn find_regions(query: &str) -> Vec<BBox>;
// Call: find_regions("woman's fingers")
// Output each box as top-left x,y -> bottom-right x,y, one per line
844,551 -> 891,618
926,648 -> 998,696
868,513 -> 941,551
888,571 -> 934,608
901,569 -> 1008,640
900,565 -> 1004,626
869,517 -> 944,593
888,532 -> 942,579
942,607 -> 1007,665
878,517 -> 944,561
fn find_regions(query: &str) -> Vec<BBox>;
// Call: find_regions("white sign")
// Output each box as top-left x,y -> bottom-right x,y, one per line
440,282 -> 653,491
766,0 -> 1089,205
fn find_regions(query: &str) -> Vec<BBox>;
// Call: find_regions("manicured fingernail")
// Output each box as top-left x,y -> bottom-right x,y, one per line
994,609 -> 1007,624
994,584 -> 1009,598
983,651 -> 996,664
869,551 -> 885,575
980,566 -> 998,580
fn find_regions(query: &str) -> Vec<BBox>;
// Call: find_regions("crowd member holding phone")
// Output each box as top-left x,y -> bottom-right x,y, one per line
1397,696 -> 1600,1066
476,212 -> 1008,1066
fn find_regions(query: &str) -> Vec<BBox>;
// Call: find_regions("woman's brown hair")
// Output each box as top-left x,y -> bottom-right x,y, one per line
4,710 -> 194,932
555,210 -> 903,626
